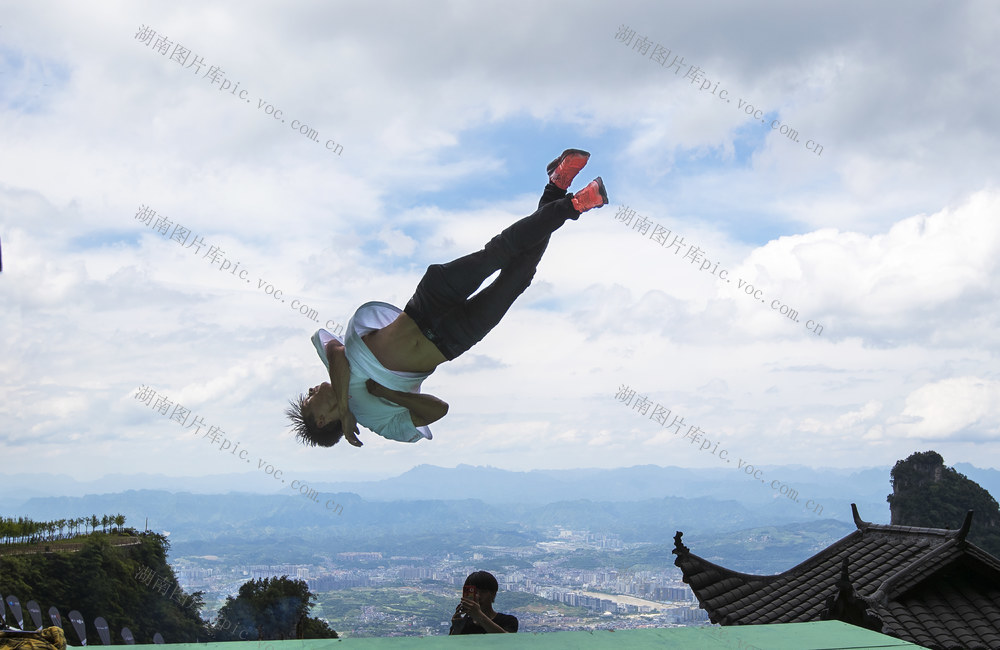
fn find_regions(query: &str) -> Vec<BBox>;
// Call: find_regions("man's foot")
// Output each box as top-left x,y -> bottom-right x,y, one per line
570,176 -> 609,213
547,149 -> 590,190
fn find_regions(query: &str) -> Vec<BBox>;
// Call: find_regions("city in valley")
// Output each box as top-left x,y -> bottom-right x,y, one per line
173,528 -> 708,637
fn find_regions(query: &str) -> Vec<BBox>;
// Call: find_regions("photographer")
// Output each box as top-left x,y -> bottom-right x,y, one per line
448,571 -> 518,635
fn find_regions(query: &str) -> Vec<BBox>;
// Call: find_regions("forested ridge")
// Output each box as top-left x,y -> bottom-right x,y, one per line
1,527 -> 205,643
888,450 -> 1000,556
1,515 -> 335,643
1,514 -> 128,545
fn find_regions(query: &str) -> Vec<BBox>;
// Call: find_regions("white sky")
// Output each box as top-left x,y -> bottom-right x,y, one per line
2,0 -> 999,487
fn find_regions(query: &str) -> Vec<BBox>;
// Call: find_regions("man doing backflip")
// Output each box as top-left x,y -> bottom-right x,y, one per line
286,150 -> 608,448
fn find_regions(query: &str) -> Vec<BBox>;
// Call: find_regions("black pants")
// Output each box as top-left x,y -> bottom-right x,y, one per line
404,184 -> 579,360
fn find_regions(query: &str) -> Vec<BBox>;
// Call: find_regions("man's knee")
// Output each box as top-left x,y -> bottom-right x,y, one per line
483,233 -> 518,266
500,265 -> 537,294
417,263 -> 447,290
508,249 -> 545,282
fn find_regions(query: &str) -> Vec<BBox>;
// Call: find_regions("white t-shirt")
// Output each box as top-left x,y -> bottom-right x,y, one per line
313,301 -> 434,443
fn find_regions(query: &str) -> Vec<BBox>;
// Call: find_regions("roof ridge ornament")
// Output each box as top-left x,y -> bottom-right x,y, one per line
956,510 -> 974,541
820,556 -> 885,632
672,531 -> 690,556
851,503 -> 869,531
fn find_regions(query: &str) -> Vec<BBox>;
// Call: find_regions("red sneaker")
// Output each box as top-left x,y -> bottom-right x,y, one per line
571,177 -> 609,213
547,149 -> 590,190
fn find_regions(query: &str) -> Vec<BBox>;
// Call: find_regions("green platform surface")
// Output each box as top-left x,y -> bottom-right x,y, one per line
124,621 -> 926,650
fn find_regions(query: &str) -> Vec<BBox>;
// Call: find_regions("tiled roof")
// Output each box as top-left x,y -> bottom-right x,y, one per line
673,504 -> 1000,650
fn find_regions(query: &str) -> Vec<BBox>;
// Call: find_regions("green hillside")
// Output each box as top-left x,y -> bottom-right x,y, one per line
0,528 -> 206,643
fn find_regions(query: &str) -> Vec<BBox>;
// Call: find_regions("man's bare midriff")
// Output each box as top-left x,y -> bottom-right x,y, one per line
361,312 -> 448,373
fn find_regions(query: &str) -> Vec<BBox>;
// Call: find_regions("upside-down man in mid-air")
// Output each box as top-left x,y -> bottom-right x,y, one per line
287,150 -> 608,448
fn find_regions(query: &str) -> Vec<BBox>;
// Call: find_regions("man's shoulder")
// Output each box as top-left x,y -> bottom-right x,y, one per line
494,612 -> 518,632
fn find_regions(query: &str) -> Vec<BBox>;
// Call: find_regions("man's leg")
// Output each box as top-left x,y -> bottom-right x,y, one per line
430,237 -> 550,359
413,183 -> 566,356
430,181 -> 568,298
403,154 -> 607,359
428,175 -> 609,358
538,181 -> 569,209
481,194 -> 578,269
403,189 -> 576,343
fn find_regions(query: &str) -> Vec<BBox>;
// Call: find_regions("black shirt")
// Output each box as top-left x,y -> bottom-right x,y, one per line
449,612 -> 519,634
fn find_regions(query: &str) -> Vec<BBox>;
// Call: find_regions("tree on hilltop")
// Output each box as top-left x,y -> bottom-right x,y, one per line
212,576 -> 337,641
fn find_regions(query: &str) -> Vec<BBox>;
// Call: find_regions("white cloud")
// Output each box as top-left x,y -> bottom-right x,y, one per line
887,377 -> 1000,441
726,189 -> 1000,344
2,0 -> 1000,484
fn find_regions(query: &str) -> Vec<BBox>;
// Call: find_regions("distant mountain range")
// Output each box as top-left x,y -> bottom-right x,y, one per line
4,463 -> 997,535
5,488 -> 861,571
4,462 -> 995,575
309,463 -> 894,515
6,462 -> 998,518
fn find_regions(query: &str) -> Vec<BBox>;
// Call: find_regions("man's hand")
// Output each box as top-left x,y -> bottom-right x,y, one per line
366,379 -> 449,427
338,407 -> 363,447
365,378 -> 387,398
460,595 -> 486,625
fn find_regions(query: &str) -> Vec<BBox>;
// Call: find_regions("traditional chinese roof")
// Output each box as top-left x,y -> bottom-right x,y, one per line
673,504 -> 1000,650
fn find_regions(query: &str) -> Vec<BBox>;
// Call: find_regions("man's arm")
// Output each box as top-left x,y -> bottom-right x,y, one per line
366,379 -> 449,427
449,605 -> 466,635
472,615 -> 509,634
459,597 -> 511,634
326,340 -> 362,446
325,340 -> 350,409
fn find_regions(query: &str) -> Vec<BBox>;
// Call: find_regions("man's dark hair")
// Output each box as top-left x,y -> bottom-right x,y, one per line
464,571 -> 499,593
286,393 -> 344,447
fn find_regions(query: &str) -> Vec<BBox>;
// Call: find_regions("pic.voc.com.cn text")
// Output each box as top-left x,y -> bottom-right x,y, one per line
133,563 -> 196,609
134,24 -> 344,159
613,204 -> 824,337
133,384 -> 344,516
133,204 -> 347,337
615,383 -> 823,516
614,23 -> 824,157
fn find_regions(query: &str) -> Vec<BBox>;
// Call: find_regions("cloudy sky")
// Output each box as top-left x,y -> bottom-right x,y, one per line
2,1 -> 999,495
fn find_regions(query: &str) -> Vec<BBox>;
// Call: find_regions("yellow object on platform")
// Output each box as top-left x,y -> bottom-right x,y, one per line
0,627 -> 67,650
